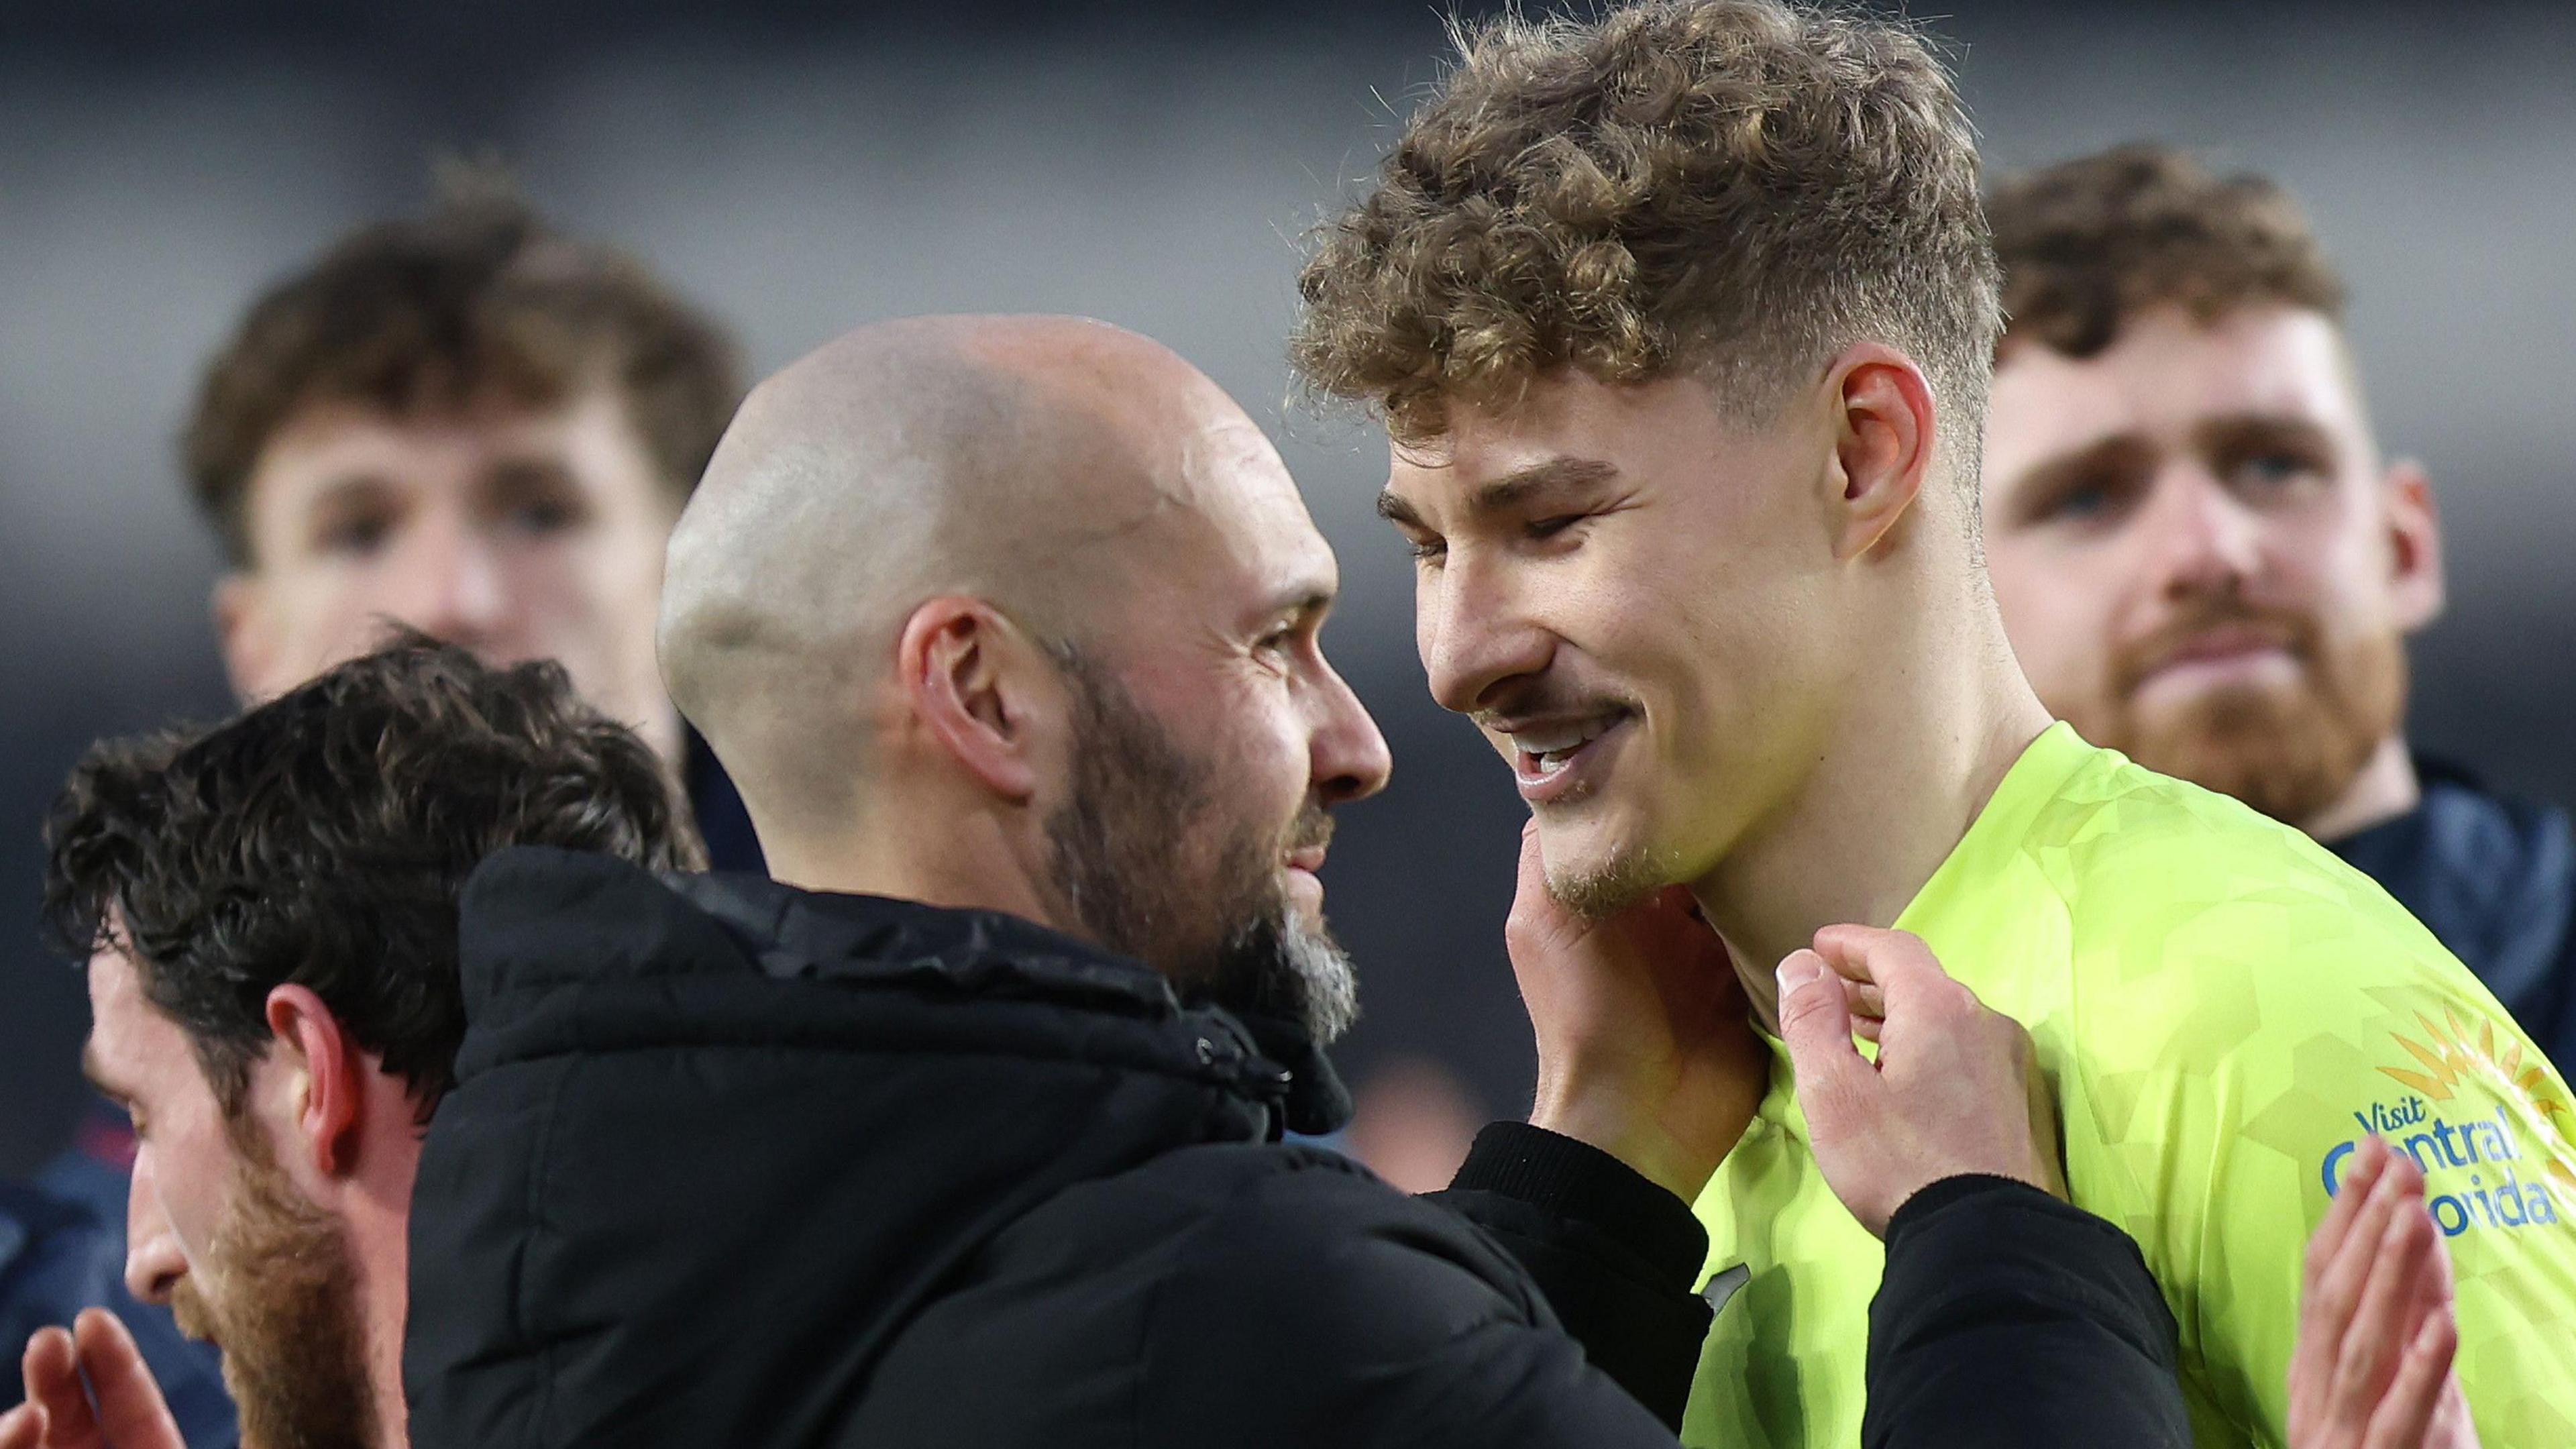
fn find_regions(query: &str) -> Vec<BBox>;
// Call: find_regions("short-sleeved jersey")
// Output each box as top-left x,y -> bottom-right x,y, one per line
1684,723 -> 2576,1448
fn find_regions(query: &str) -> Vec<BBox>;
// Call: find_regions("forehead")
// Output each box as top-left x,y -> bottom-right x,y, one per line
1382,373 -> 1746,506
1986,305 -> 2369,482
85,944 -> 188,1084
246,390 -> 656,512
1165,408 -> 1337,595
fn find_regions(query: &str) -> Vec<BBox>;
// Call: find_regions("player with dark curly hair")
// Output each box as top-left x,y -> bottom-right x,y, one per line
6,636 -> 699,1449
1296,2 -> 2565,1444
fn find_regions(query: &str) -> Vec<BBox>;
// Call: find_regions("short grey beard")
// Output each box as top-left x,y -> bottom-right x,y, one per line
1274,910 -> 1358,1044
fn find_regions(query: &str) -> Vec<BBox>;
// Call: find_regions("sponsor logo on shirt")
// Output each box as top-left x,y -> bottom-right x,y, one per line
2319,1012 -> 2573,1238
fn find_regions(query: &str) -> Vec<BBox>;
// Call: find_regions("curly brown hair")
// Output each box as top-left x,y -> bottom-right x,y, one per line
1989,144 -> 2346,360
1292,0 -> 1999,474
186,168 -> 743,567
42,631 -> 705,1119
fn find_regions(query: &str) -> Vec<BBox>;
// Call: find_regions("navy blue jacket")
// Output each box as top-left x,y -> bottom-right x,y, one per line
2332,759 -> 2576,1069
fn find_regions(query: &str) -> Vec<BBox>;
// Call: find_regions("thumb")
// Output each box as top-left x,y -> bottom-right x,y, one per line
1776,950 -> 1872,1132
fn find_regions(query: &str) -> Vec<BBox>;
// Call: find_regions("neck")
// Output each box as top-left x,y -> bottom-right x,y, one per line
347,1138 -> 420,1449
640,704 -> 688,777
1692,590 -> 2053,1028
2300,734 -> 2421,843
763,802 -> 1066,931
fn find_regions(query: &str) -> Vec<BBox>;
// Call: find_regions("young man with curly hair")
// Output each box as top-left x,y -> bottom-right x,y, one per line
1295,2 -> 2573,1444
1977,145 -> 2575,1068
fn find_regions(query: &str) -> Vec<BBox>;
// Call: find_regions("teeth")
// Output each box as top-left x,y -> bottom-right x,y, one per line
1511,715 -> 1618,758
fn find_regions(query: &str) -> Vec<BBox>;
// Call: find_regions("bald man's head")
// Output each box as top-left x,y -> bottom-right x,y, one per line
657,315 -> 1391,1042
663,316 -> 1287,834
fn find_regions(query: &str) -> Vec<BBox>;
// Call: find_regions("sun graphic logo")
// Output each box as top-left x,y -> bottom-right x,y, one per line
2323,1009 -> 2576,1237
2379,1010 -> 2572,1134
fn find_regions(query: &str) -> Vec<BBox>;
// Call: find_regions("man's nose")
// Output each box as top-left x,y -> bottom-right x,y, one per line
1309,659 -> 1392,806
1418,553 -> 1554,717
385,513 -> 512,647
123,1161 -> 185,1305
2143,466 -> 2264,602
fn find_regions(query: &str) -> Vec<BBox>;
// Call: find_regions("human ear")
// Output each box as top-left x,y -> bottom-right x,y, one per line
1821,345 -> 1937,562
897,596 -> 1054,804
263,984 -> 364,1179
2382,458 -> 2445,633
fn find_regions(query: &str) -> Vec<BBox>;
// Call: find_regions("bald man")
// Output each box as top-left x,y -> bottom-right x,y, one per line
386,317 -> 2207,1449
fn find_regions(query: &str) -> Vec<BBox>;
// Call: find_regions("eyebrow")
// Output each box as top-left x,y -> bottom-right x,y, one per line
2192,412 -> 2339,460
1377,456 -> 1622,531
296,472 -> 399,517
1997,433 -> 2155,518
1261,586 -> 1336,627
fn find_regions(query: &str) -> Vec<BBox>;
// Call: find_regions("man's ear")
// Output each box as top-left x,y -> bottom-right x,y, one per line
2383,458 -> 2445,633
211,573 -> 277,706
896,596 -> 1055,804
1821,345 -> 1937,562
262,984 -> 367,1179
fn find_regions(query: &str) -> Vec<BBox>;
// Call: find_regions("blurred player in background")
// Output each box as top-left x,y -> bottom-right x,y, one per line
1,172 -> 751,1444
1293,1 -> 2573,1444
1980,144 -> 2575,1066
185,168 -> 752,867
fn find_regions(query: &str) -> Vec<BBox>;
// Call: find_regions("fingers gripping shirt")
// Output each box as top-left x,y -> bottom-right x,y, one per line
1683,723 -> 2576,1449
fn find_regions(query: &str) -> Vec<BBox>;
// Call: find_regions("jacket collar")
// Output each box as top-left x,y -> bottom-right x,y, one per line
667,869 -> 1354,1136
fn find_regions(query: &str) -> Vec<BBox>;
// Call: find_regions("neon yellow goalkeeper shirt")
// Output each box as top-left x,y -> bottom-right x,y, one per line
1683,722 -> 2576,1449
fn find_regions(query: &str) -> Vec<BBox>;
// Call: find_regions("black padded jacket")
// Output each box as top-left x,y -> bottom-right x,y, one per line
401,847 -> 2187,1448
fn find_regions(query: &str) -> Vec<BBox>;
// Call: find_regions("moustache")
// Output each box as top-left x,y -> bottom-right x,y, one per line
1467,684 -> 1640,737
2112,600 -> 2317,697
169,1277 -> 217,1345
1288,806 -> 1334,855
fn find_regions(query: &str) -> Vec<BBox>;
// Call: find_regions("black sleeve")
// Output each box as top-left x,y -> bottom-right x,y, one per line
1865,1175 -> 2192,1449
1426,1123 -> 1713,1432
1137,1155 -> 1683,1449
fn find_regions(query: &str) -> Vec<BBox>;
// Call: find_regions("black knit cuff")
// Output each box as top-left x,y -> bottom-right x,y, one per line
1450,1122 -> 1707,1281
1883,1173 -> 2039,1246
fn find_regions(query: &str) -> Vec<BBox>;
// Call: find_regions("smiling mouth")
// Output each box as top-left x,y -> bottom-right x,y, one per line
1505,710 -> 1632,799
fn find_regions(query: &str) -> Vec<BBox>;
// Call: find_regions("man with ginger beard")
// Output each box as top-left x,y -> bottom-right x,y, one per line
1978,145 -> 2575,1065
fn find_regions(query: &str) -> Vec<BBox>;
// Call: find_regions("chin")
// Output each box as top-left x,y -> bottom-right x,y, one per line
1535,810 -> 1676,920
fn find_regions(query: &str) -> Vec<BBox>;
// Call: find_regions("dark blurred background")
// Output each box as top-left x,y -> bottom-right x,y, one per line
4,0 -> 2571,1173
